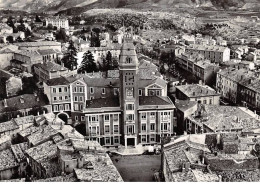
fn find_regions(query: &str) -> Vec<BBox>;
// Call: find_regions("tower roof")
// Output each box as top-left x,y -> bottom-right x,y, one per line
119,33 -> 139,69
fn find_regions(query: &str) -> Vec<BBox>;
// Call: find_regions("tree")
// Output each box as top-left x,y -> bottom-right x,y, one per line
56,28 -> 67,43
17,23 -> 26,32
6,36 -> 14,43
35,15 -> 42,22
62,41 -> 78,70
7,16 -> 15,30
47,23 -> 53,30
78,51 -> 97,73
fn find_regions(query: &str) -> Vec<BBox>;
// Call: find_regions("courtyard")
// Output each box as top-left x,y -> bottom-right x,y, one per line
110,154 -> 161,182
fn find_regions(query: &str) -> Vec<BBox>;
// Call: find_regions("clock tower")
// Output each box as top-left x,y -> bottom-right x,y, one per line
119,33 -> 139,148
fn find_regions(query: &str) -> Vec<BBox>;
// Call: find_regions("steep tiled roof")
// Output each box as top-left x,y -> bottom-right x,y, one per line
46,75 -> 79,86
0,149 -> 19,171
10,142 -> 28,163
0,120 -> 19,133
188,105 -> 260,132
139,77 -> 167,88
187,44 -> 229,52
27,125 -> 59,146
0,94 -> 49,112
34,62 -> 68,72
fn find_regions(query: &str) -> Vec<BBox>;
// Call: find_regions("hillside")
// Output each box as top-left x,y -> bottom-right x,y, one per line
0,0 -> 259,13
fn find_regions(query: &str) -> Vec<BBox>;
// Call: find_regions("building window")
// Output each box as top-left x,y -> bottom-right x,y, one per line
126,103 -> 134,110
80,104 -> 83,111
141,124 -> 146,131
90,87 -> 94,94
149,90 -> 155,96
105,125 -> 110,134
209,99 -> 212,104
65,104 -> 70,111
105,114 -> 110,122
126,114 -> 134,121
150,112 -> 155,120
74,104 -> 79,111
53,97 -> 57,101
65,96 -> 68,100
81,116 -> 85,121
114,136 -> 119,144
74,96 -> 78,102
105,137 -> 110,145
79,96 -> 83,102
141,135 -> 146,143
53,88 -> 56,93
138,89 -> 142,96
53,105 -> 58,111
79,87 -> 83,93
141,113 -> 146,120
90,96 -> 94,100
156,90 -> 161,96
59,96 -> 62,101
150,135 -> 155,142
150,123 -> 155,131
102,88 -> 106,94
91,115 -> 99,122
203,100 -> 207,104
114,125 -> 119,133
59,88 -> 62,93
59,105 -> 64,111
75,116 -> 78,121
113,114 -> 119,122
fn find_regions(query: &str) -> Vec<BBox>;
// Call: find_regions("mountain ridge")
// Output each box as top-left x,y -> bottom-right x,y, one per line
0,0 -> 259,13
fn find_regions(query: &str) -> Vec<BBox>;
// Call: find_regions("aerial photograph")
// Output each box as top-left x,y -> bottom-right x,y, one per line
0,0 -> 259,182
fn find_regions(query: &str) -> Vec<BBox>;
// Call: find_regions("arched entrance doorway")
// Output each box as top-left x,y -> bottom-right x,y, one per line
57,112 -> 69,124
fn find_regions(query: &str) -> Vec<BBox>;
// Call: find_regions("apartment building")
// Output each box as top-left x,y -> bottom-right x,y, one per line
45,17 -> 69,29
14,41 -> 62,52
185,44 -> 230,63
176,53 -> 220,85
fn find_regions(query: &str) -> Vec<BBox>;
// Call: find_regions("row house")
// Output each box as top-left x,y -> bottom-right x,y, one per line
185,44 -> 230,63
216,68 -> 259,108
176,53 -> 220,85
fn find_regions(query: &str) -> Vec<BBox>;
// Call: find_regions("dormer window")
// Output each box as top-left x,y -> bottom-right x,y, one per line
126,57 -> 132,64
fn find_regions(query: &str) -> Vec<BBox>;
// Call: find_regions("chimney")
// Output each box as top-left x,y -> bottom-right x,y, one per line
37,111 -> 40,116
3,99 -> 7,107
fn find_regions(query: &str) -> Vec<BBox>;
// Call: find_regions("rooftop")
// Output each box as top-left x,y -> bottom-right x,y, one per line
10,142 -> 28,163
187,105 -> 260,132
0,149 -> 19,171
187,44 -> 229,52
85,97 -> 120,109
0,119 -> 19,133
34,61 -> 68,72
25,140 -> 58,162
176,84 -> 220,98
27,125 -> 59,146
139,96 -> 174,106
14,41 -> 61,47
0,94 -> 49,112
